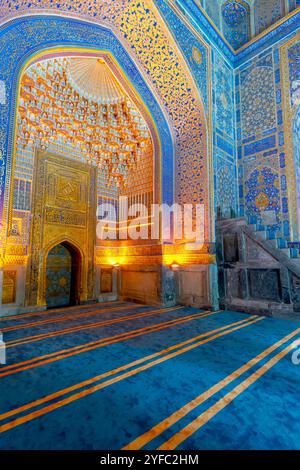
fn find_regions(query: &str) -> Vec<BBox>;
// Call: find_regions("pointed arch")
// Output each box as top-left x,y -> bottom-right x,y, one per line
44,237 -> 83,307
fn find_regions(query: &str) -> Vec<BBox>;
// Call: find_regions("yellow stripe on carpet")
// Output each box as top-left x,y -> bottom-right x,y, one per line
0,315 -> 262,433
123,326 -> 300,450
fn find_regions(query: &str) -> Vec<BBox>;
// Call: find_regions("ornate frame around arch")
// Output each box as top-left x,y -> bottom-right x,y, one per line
0,12 -> 210,253
0,16 -> 176,250
292,105 -> 300,239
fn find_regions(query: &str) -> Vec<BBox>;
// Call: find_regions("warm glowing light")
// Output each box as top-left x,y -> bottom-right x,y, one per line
162,245 -> 213,267
105,222 -> 153,232
170,261 -> 180,270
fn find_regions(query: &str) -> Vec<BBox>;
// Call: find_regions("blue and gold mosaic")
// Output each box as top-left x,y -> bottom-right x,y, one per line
0,0 -> 299,254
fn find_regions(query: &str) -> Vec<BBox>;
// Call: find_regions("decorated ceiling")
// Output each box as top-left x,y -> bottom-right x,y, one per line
186,0 -> 299,49
18,58 -> 151,188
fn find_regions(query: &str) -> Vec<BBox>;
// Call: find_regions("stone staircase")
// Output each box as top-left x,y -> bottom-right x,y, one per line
217,217 -> 300,318
0,332 -> 5,364
246,220 -> 300,264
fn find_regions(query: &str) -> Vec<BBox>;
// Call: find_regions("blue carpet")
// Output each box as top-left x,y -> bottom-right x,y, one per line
0,302 -> 299,450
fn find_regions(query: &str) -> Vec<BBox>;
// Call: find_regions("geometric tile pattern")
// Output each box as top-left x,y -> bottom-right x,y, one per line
288,40 -> 300,107
254,0 -> 285,35
216,159 -> 238,218
241,65 -> 277,139
245,166 -> 281,228
214,51 -> 235,139
213,49 -> 237,219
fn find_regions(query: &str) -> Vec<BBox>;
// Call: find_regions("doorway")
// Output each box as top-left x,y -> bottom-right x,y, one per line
45,242 -> 81,308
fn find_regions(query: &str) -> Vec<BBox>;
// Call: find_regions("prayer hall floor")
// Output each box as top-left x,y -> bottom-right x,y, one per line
0,301 -> 299,450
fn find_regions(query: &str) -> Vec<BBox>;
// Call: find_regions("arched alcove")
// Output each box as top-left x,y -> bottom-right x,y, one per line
221,1 -> 251,49
0,10 -> 213,310
45,241 -> 82,308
